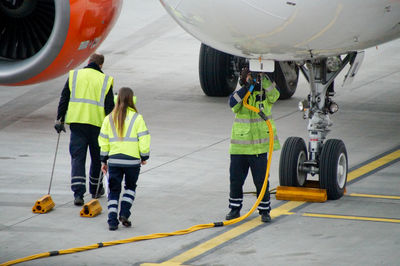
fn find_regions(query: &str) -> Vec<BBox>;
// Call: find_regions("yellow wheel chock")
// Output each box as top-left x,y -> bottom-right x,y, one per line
275,180 -> 346,202
32,195 -> 55,214
80,199 -> 102,217
276,185 -> 327,202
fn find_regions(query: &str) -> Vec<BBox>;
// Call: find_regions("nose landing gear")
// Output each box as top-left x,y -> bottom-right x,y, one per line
278,52 -> 362,200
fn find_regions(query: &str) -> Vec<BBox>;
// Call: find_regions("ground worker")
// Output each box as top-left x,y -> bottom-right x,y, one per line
55,53 -> 115,206
226,68 -> 281,223
98,87 -> 150,231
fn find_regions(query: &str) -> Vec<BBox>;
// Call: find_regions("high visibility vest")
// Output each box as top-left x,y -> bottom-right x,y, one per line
229,78 -> 281,155
98,107 -> 150,166
65,68 -> 113,127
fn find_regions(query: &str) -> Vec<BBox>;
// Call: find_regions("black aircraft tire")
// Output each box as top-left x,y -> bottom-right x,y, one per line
199,43 -> 239,97
279,137 -> 308,186
272,61 -> 299,100
320,139 -> 348,200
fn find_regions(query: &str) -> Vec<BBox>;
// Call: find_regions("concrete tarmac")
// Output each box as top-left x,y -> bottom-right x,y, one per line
1,1 -> 400,265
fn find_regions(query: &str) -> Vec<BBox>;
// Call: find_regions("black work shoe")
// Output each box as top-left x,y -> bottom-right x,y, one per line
109,224 -> 118,231
119,216 -> 132,227
225,209 -> 240,220
92,186 -> 105,199
74,196 -> 84,206
261,212 -> 271,223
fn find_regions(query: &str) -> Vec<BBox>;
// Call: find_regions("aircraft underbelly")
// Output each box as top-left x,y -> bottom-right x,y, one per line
161,0 -> 400,60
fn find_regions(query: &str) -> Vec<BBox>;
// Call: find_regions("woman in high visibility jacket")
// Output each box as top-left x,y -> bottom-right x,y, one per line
98,87 -> 150,231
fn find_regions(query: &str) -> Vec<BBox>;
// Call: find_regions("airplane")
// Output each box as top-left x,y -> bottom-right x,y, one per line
0,0 -> 399,201
158,0 -> 400,200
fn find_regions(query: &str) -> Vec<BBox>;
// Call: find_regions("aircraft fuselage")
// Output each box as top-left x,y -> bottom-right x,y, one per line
161,0 -> 400,60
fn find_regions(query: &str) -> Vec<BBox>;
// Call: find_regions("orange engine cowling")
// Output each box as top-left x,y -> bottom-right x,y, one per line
0,0 -> 122,85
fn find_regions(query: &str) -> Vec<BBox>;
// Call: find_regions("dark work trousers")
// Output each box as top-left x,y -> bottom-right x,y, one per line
229,153 -> 271,214
69,123 -> 102,197
107,165 -> 140,226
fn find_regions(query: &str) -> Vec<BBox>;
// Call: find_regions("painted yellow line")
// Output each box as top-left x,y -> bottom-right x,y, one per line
142,148 -> 400,266
349,193 -> 400,200
167,201 -> 301,264
141,201 -> 303,266
141,262 -> 184,266
347,149 -> 400,182
303,213 -> 400,223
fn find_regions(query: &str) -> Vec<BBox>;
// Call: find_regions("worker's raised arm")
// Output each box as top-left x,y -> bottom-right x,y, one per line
262,77 -> 280,104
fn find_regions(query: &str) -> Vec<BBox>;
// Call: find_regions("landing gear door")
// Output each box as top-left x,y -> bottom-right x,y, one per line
342,51 -> 365,87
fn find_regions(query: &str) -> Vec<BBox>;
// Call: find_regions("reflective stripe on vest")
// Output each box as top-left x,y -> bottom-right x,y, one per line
108,158 -> 141,165
99,132 -> 109,139
265,84 -> 274,92
233,92 -> 243,103
108,113 -> 139,142
138,130 -> 149,137
70,70 -> 109,107
231,134 -> 279,145
234,117 -> 272,123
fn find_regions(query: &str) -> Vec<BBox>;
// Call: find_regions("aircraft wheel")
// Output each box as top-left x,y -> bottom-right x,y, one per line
319,139 -> 348,200
199,43 -> 239,96
271,61 -> 299,100
279,137 -> 308,186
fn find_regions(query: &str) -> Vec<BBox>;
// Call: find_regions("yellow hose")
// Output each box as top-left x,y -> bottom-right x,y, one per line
1,90 -> 274,266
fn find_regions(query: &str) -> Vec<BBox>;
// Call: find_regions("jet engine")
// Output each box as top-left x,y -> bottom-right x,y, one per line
0,0 -> 122,85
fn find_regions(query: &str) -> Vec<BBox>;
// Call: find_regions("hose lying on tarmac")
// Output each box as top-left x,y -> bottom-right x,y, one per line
1,89 -> 274,266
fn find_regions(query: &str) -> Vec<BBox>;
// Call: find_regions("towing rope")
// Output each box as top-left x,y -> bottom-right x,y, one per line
1,89 -> 273,266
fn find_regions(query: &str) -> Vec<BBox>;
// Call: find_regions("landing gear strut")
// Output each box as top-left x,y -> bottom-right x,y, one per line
279,53 -> 362,200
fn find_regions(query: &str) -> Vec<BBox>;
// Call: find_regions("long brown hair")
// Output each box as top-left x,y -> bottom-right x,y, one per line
112,87 -> 138,138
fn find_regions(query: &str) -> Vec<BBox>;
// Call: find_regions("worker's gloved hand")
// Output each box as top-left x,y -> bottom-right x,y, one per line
245,75 -> 257,93
54,120 -> 66,133
247,76 -> 255,86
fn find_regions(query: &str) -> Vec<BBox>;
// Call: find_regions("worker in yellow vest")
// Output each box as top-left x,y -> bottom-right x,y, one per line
99,87 -> 150,231
226,68 -> 280,223
55,53 -> 115,206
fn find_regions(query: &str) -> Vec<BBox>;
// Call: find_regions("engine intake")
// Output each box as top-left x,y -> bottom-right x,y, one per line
0,0 -> 122,85
0,0 -> 55,60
